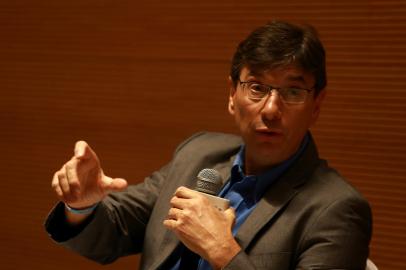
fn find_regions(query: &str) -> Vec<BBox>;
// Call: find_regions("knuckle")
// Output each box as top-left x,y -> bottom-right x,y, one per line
58,173 -> 66,181
51,173 -> 59,186
182,209 -> 192,219
176,219 -> 185,227
170,197 -> 177,205
56,191 -> 65,200
69,185 -> 81,196
51,181 -> 58,189
178,210 -> 186,220
176,186 -> 186,193
196,195 -> 206,204
188,201 -> 198,211
65,161 -> 72,168
56,169 -> 64,177
54,185 -> 62,194
69,179 -> 80,187
165,220 -> 176,230
169,208 -> 177,216
65,160 -> 76,171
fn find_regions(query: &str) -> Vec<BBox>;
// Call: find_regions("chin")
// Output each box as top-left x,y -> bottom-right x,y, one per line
252,145 -> 282,163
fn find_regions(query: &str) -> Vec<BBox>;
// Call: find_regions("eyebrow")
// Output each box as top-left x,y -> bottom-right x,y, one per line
247,71 -> 263,78
285,75 -> 306,83
247,72 -> 306,84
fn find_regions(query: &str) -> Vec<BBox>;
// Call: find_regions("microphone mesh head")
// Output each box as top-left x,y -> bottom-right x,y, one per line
196,168 -> 223,195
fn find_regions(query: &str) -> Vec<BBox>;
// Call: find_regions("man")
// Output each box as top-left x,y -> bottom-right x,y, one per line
46,21 -> 372,269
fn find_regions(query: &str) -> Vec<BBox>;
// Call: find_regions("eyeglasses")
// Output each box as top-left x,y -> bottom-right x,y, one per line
238,80 -> 313,104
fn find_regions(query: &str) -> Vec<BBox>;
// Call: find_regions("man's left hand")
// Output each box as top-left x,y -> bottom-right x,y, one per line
163,186 -> 241,270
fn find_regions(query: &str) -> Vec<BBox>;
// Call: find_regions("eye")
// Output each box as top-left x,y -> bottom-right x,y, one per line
248,83 -> 268,97
280,87 -> 307,103
285,88 -> 303,97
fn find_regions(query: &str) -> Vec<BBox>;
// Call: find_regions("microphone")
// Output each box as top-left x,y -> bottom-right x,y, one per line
195,169 -> 230,211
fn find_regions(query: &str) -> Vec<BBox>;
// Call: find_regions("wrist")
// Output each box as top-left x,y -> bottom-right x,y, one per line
65,202 -> 99,215
209,238 -> 241,270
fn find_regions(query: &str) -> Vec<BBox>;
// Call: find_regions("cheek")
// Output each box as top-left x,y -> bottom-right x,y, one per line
235,103 -> 257,126
284,108 -> 314,134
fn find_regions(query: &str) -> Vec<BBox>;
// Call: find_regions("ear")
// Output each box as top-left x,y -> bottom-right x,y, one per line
310,90 -> 326,125
228,76 -> 237,116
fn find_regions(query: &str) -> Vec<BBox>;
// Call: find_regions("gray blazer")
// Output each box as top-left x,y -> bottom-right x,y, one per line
45,132 -> 372,270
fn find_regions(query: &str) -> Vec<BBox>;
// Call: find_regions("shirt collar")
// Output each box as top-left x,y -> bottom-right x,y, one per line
229,132 -> 310,201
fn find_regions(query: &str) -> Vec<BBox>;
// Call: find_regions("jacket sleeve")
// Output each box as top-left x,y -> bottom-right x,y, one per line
44,132 -> 225,265
44,162 -> 172,265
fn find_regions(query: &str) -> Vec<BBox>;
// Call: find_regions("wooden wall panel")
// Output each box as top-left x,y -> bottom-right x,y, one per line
1,1 -> 405,269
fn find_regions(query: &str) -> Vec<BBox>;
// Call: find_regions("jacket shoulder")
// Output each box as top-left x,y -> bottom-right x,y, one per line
311,163 -> 369,204
175,131 -> 242,154
167,132 -> 242,171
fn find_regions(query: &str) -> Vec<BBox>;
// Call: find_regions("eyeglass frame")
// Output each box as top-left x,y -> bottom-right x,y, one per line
237,79 -> 315,104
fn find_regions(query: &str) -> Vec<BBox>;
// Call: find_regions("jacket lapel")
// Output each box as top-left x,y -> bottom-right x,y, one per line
235,138 -> 320,250
213,153 -> 236,186
148,230 -> 180,270
235,173 -> 300,249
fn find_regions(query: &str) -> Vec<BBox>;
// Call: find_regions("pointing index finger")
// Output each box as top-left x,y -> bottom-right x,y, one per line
74,140 -> 96,161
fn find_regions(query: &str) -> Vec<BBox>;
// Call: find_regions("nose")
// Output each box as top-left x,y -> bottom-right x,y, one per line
260,91 -> 282,122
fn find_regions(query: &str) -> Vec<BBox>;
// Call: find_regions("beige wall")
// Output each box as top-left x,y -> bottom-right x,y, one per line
1,1 -> 405,269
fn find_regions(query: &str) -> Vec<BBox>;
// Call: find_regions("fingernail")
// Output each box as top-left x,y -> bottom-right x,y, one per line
75,148 -> 83,157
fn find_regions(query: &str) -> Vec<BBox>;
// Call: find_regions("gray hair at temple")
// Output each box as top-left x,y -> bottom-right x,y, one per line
230,21 -> 327,96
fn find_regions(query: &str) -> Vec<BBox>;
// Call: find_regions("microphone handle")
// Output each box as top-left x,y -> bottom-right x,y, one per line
198,192 -> 230,211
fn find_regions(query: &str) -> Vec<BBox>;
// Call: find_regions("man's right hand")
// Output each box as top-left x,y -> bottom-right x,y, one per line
51,141 -> 128,220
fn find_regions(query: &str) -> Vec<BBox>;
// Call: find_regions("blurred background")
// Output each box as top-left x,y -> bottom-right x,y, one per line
0,0 -> 405,269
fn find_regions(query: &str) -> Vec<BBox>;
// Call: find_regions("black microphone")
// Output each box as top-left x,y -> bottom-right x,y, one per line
195,168 -> 230,210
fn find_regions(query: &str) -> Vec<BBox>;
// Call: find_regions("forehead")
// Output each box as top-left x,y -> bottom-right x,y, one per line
241,65 -> 315,86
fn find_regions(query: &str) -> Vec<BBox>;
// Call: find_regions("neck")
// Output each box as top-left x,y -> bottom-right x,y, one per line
244,154 -> 279,176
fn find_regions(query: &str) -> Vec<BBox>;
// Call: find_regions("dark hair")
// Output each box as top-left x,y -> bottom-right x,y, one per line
230,21 -> 327,95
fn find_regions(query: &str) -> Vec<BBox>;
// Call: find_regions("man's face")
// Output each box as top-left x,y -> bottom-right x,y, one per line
228,65 -> 326,175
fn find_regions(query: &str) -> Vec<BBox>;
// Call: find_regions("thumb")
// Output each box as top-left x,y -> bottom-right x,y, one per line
224,207 -> 236,227
102,176 -> 128,192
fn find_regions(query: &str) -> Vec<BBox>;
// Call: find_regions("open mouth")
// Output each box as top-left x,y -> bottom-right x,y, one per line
254,129 -> 283,140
